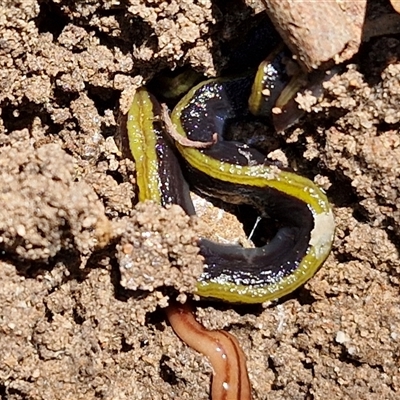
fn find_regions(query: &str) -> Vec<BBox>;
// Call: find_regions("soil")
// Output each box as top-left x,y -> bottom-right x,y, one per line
1,1 -> 400,399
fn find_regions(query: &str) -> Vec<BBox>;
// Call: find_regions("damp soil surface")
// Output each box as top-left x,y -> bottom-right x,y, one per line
1,1 -> 400,399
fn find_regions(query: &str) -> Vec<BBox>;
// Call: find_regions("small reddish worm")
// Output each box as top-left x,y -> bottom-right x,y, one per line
165,303 -> 252,400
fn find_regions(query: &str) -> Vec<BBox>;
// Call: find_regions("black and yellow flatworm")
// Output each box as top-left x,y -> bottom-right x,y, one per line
124,79 -> 335,304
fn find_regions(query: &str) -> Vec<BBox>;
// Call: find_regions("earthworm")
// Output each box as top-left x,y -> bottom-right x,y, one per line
166,303 -> 252,400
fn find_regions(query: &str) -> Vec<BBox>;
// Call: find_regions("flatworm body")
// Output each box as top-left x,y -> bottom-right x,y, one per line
124,82 -> 334,303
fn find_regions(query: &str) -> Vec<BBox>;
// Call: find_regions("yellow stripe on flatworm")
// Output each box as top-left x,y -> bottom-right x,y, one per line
172,82 -> 330,215
275,71 -> 308,109
248,44 -> 285,116
197,213 -> 334,303
171,81 -> 335,303
248,59 -> 269,116
126,88 -> 161,203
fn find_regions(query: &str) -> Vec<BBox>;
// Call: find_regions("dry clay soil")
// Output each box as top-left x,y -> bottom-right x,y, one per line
1,1 -> 400,399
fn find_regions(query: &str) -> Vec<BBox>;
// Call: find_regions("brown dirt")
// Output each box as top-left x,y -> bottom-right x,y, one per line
1,1 -> 400,399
